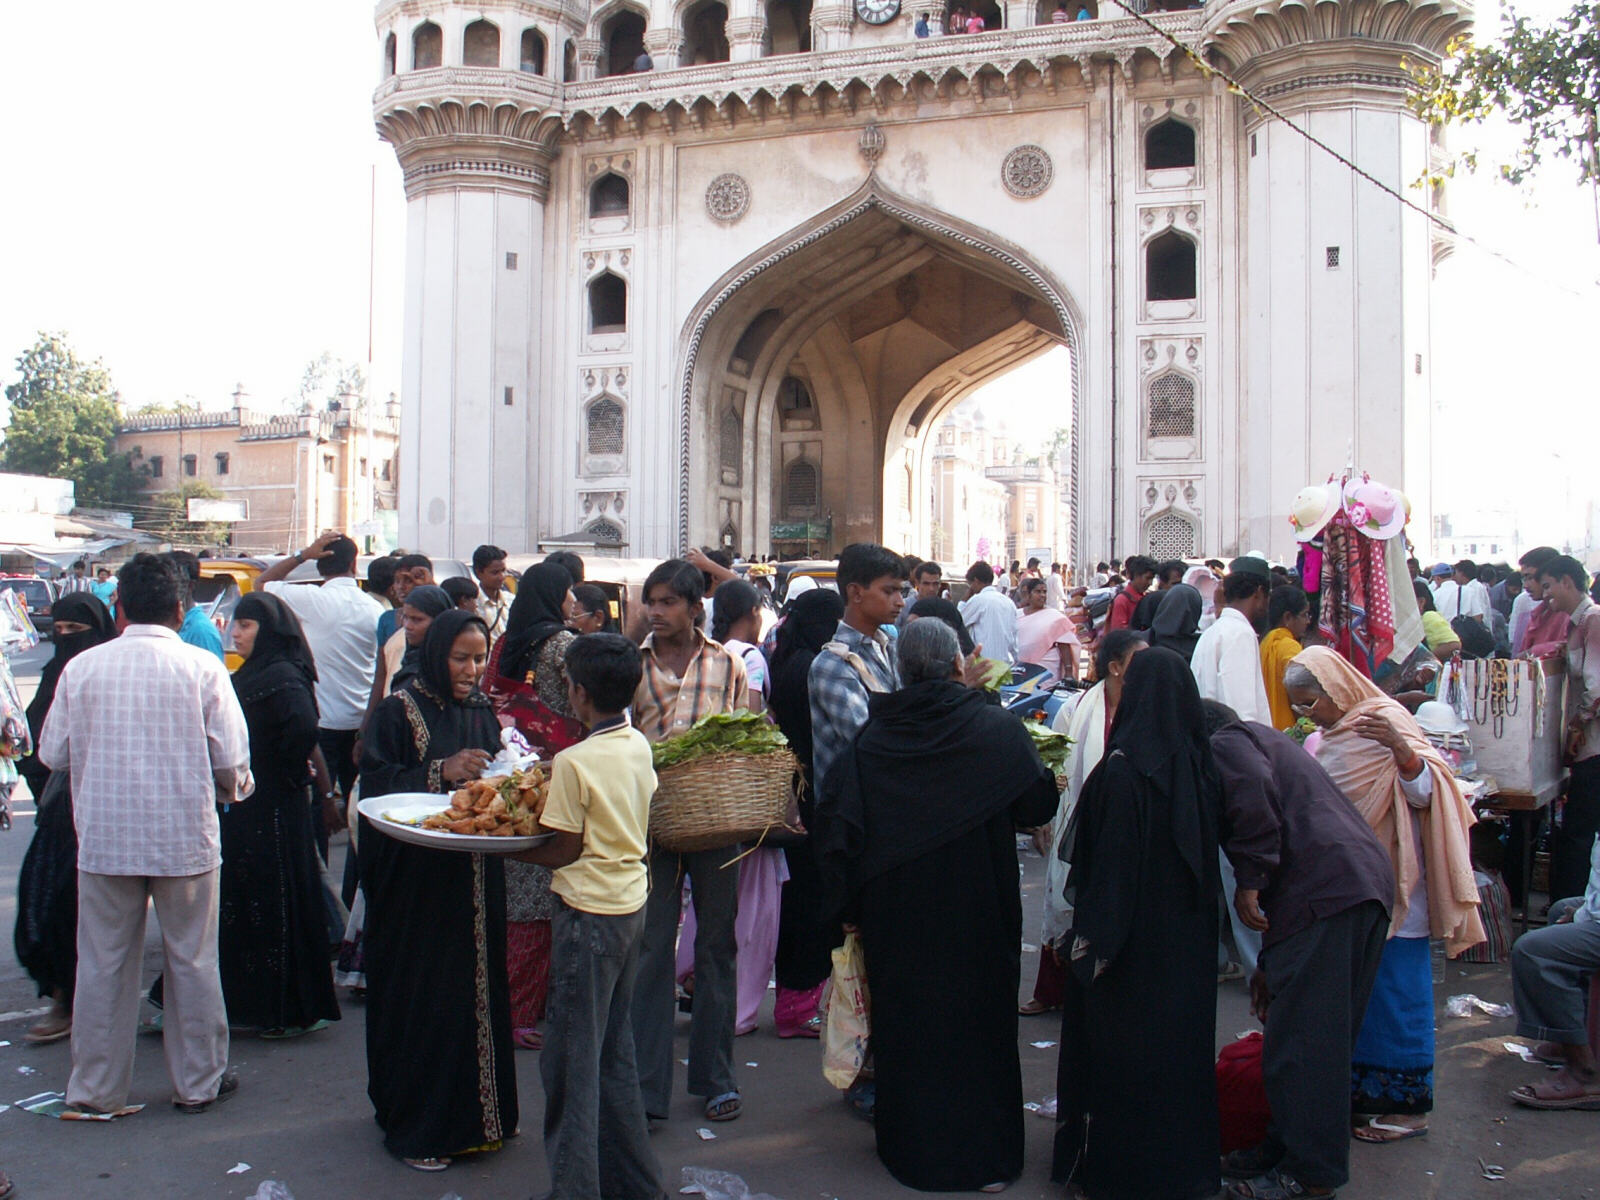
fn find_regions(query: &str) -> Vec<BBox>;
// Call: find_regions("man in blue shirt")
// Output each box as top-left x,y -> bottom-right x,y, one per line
164,551 -> 225,663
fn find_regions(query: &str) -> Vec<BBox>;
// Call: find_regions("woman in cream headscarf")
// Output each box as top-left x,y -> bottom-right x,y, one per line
1284,646 -> 1485,1144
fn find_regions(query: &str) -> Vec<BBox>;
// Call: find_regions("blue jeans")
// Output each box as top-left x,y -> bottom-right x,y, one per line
540,900 -> 664,1200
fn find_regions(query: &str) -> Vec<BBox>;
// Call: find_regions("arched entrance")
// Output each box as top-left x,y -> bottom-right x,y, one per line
678,182 -> 1082,561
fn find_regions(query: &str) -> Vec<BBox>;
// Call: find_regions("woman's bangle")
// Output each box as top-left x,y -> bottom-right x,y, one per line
1398,752 -> 1422,777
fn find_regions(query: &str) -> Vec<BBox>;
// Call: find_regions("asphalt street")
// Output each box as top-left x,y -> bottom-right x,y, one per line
0,641 -> 1596,1199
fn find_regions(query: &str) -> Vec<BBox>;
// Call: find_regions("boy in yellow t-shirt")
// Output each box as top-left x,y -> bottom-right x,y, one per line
512,633 -> 663,1200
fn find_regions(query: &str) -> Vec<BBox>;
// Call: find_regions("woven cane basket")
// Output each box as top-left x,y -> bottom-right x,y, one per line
650,749 -> 799,853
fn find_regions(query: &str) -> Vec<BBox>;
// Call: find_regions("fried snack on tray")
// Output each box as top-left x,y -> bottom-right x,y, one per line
419,766 -> 551,839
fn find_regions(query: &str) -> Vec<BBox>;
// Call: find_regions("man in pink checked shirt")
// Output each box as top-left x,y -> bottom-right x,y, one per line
39,553 -> 251,1117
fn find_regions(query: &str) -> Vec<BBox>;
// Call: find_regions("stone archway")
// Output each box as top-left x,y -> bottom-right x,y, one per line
678,180 -> 1084,560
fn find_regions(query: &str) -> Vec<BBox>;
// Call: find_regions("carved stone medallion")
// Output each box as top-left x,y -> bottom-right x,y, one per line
705,173 -> 751,223
1001,144 -> 1054,199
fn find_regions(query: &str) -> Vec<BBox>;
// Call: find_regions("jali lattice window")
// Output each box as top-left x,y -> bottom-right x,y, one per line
1148,372 -> 1195,439
587,396 -> 624,457
786,459 -> 819,515
585,518 -> 624,545
1146,513 -> 1197,559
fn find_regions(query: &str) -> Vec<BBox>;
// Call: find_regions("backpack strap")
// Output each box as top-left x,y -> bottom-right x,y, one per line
822,640 -> 891,694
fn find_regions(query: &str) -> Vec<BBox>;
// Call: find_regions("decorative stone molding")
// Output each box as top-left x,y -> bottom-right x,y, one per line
388,14 -> 1199,134
1001,144 -> 1053,199
1201,0 -> 1472,115
705,173 -> 752,223
859,122 -> 886,168
1138,477 -> 1204,557
1203,0 -> 1471,67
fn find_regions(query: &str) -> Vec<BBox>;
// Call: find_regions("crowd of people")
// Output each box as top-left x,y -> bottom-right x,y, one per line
4,534 -> 1598,1200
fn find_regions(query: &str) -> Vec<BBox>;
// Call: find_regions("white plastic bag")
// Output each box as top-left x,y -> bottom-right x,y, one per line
821,932 -> 870,1090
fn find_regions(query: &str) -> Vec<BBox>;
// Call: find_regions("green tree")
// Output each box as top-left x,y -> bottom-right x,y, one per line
1411,3 -> 1600,188
299,352 -> 367,413
139,481 -> 232,547
2,332 -> 145,508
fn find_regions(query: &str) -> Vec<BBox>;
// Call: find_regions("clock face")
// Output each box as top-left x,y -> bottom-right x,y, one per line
855,0 -> 902,24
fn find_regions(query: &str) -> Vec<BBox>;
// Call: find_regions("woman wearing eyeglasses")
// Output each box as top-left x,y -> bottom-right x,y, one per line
1283,647 -> 1484,1146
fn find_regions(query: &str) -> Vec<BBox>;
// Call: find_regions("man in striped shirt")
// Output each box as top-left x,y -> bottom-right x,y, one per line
630,559 -> 750,1126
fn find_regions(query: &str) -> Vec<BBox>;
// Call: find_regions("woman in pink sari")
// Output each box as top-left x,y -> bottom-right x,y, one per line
1284,646 -> 1484,1143
1016,577 -> 1080,685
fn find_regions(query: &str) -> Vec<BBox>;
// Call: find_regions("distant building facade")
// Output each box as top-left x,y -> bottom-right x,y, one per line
373,0 -> 1465,564
114,393 -> 400,553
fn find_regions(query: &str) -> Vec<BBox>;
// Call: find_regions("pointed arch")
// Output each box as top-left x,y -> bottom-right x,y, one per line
675,179 -> 1085,555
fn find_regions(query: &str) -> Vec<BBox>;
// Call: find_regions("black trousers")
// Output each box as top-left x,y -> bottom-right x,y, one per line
1259,900 -> 1388,1189
314,727 -> 360,864
1551,757 -> 1600,905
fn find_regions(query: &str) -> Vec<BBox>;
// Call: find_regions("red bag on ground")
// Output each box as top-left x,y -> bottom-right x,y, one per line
1216,1031 -> 1272,1153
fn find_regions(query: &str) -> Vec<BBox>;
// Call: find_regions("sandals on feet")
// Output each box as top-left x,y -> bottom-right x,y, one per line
1351,1116 -> 1427,1144
512,1027 -> 543,1051
1225,1168 -> 1336,1199
25,1014 -> 71,1045
705,1091 -> 742,1122
1222,1143 -> 1285,1181
402,1157 -> 452,1172
1018,999 -> 1059,1017
1510,1070 -> 1600,1110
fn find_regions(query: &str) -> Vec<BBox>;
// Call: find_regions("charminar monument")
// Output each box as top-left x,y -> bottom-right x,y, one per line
374,0 -> 1469,563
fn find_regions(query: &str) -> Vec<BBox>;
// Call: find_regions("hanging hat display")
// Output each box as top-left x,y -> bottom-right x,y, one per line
1341,478 -> 1406,540
1290,484 -> 1340,543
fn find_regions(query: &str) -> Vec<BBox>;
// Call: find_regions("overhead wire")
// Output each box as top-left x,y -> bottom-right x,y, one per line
1098,0 -> 1600,299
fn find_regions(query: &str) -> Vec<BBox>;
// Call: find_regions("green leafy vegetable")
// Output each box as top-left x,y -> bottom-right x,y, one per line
1023,720 -> 1074,776
652,710 -> 790,769
1285,716 -> 1318,745
976,657 -> 1012,693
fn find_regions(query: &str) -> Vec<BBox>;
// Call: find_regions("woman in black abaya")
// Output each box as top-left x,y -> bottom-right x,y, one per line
766,587 -> 846,1038
13,593 -> 115,1043
819,619 -> 1058,1192
220,591 -> 342,1036
358,611 -> 517,1172
1053,647 -> 1221,1200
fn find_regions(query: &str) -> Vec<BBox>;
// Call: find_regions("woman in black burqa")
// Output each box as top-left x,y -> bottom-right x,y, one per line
13,593 -> 116,1043
358,610 -> 516,1171
217,591 -> 342,1036
819,618 -> 1058,1192
1053,646 -> 1222,1200
765,587 -> 847,1038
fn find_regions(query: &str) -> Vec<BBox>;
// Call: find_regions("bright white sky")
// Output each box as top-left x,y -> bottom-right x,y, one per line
1,1 -> 1595,554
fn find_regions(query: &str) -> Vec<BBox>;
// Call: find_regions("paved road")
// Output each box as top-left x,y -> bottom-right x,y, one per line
0,643 -> 1595,1198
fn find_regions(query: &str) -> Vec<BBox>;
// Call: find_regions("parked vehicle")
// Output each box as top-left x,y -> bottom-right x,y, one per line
0,575 -> 56,636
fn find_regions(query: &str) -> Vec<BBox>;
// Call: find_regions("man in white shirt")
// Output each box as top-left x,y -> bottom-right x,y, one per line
959,560 -> 1019,664
40,553 -> 251,1115
256,531 -> 384,848
1045,561 -> 1067,612
1433,559 -> 1492,627
1190,564 -> 1273,724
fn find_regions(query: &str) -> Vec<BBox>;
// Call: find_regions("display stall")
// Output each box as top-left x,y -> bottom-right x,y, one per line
1288,472 -> 1565,937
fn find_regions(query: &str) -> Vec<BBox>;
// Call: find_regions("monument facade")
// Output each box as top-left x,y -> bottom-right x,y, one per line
373,0 -> 1469,563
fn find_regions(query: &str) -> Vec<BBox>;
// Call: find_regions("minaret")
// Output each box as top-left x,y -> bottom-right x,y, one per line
373,4 -> 562,554
1205,0 -> 1472,558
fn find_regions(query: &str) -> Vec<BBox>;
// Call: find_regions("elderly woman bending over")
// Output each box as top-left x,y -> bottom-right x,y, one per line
818,619 -> 1058,1191
1284,647 -> 1484,1143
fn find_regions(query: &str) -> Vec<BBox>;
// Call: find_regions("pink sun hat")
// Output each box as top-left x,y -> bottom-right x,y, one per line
1341,478 -> 1406,540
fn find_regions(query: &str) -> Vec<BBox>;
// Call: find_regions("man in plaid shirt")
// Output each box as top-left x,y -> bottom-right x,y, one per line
808,544 -> 907,797
630,559 -> 750,1125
